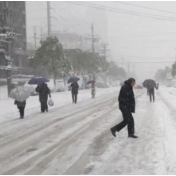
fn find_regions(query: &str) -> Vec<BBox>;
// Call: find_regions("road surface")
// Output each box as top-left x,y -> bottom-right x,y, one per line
0,87 -> 176,174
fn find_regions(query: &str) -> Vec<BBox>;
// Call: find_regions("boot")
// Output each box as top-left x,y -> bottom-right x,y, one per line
110,128 -> 116,137
128,134 -> 138,138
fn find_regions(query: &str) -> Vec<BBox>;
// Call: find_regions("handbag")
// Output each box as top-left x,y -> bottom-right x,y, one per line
48,98 -> 54,106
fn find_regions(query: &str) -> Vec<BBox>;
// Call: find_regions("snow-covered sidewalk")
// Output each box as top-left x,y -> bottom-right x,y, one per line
85,88 -> 176,175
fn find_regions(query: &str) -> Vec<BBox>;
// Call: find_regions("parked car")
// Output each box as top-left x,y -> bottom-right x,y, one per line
24,82 -> 37,96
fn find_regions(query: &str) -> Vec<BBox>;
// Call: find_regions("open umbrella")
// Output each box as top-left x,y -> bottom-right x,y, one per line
28,77 -> 49,85
67,77 -> 80,84
143,79 -> 156,89
87,80 -> 96,84
9,87 -> 31,102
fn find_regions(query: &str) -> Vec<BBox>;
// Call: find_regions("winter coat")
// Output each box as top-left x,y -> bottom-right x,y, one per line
71,82 -> 79,94
36,83 -> 51,103
14,100 -> 26,108
118,79 -> 135,113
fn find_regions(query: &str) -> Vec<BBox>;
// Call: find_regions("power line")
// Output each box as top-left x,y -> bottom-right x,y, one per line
63,1 -> 90,27
116,1 -> 176,15
68,2 -> 176,22
47,1 -> 51,37
52,2 -> 90,32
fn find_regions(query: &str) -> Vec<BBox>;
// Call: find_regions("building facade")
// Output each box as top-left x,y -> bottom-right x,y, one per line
0,1 -> 26,50
0,1 -> 28,72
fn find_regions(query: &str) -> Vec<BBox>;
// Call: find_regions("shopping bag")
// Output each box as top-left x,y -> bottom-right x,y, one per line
48,98 -> 54,106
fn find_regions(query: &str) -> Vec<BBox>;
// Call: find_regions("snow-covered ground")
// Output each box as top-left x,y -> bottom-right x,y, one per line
1,86 -> 176,174
0,86 -> 118,123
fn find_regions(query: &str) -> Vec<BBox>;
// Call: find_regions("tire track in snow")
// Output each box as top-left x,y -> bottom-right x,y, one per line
0,90 -> 143,174
0,92 -> 117,146
29,91 -> 143,175
2,98 -> 117,174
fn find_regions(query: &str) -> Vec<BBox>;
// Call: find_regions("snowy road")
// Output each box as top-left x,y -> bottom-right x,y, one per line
1,87 -> 176,174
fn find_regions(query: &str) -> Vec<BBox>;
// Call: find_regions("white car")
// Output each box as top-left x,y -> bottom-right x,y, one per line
24,82 -> 37,96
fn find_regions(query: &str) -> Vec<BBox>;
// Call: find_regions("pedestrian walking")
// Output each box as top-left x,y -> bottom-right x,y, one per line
14,100 -> 26,119
36,83 -> 51,112
71,82 -> 79,103
91,82 -> 96,98
148,81 -> 157,102
110,78 -> 138,138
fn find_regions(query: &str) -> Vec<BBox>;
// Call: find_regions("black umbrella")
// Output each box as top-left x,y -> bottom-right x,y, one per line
67,77 -> 80,84
143,79 -> 156,88
28,77 -> 49,85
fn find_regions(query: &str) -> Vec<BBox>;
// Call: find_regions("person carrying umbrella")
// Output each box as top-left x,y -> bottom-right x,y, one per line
14,100 -> 26,119
71,82 -> 79,104
10,86 -> 31,119
147,80 -> 157,102
36,83 -> 51,112
68,77 -> 80,104
87,80 -> 96,98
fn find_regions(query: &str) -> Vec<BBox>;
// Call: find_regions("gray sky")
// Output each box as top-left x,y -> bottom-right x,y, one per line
26,1 -> 176,82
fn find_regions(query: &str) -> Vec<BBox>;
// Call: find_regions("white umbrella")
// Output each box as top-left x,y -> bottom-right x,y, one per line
9,86 -> 31,102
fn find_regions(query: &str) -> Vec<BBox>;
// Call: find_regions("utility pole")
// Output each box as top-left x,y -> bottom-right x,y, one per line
2,6 -> 12,96
47,1 -> 51,37
101,43 -> 110,60
34,26 -> 37,49
91,23 -> 94,53
85,23 -> 99,53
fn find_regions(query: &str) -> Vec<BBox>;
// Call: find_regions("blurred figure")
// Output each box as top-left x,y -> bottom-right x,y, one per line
111,78 -> 138,138
36,83 -> 51,112
14,100 -> 26,119
71,82 -> 79,104
91,82 -> 96,98
147,81 -> 157,102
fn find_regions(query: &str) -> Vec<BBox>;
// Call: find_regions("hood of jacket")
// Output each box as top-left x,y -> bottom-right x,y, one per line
124,78 -> 135,88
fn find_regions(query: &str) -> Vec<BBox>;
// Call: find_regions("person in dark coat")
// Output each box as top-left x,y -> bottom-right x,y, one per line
14,100 -> 26,119
71,82 -> 79,103
111,78 -> 138,138
36,83 -> 51,112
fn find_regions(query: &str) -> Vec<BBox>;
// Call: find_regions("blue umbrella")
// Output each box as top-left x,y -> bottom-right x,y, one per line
67,77 -> 80,83
28,77 -> 49,85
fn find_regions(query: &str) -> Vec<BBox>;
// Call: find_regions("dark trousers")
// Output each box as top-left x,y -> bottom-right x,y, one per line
18,107 -> 25,118
72,93 -> 77,103
149,88 -> 155,102
41,101 -> 48,112
112,109 -> 134,136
